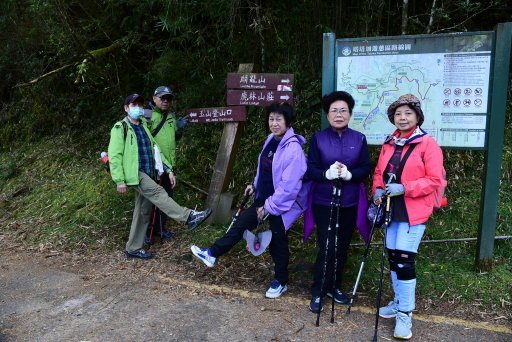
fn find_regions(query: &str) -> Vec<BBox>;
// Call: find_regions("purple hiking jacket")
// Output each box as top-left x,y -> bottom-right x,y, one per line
253,127 -> 310,230
303,127 -> 372,242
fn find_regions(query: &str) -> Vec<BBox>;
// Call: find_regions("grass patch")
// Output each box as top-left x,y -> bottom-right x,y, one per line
0,136 -> 131,251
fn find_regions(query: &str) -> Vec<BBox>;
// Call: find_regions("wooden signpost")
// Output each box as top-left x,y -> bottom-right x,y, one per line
204,69 -> 295,224
186,106 -> 246,123
226,89 -> 294,106
226,72 -> 294,106
226,73 -> 294,90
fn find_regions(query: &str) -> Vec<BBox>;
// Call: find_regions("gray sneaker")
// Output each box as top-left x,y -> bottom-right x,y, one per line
379,300 -> 398,318
186,208 -> 212,230
394,311 -> 413,340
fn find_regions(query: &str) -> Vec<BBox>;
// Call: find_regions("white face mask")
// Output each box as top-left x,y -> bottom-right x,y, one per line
128,106 -> 144,119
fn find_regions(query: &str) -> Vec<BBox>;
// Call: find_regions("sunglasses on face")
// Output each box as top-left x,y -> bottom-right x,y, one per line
157,96 -> 173,102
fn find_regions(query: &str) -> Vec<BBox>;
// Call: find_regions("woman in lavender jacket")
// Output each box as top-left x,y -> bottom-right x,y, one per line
191,102 -> 309,299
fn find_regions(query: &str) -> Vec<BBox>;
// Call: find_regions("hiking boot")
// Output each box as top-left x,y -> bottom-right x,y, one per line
394,311 -> 413,340
124,249 -> 153,260
145,229 -> 173,244
160,229 -> 173,241
326,289 -> 350,305
190,245 -> 216,267
187,208 -> 212,230
265,279 -> 287,298
379,300 -> 398,318
144,234 -> 154,245
309,296 -> 324,313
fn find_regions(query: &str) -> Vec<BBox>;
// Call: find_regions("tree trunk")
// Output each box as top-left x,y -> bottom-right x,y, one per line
426,0 -> 437,34
401,0 -> 409,35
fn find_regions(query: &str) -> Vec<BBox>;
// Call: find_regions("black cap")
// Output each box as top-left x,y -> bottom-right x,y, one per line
153,86 -> 174,97
124,93 -> 145,106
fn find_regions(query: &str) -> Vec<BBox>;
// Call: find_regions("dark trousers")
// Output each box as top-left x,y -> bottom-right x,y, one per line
209,202 -> 290,285
311,204 -> 356,297
147,175 -> 173,237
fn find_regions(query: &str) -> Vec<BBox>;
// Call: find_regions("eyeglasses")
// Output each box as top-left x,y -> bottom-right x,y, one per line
329,108 -> 349,115
157,96 -> 173,102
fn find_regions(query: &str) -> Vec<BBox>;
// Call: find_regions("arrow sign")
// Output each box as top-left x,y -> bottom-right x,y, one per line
227,90 -> 294,107
227,73 -> 294,90
186,106 -> 247,123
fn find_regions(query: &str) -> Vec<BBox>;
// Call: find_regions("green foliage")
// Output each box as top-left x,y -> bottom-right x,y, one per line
0,136 -> 131,250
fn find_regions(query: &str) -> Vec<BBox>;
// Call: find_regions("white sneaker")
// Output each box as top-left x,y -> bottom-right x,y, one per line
379,300 -> 398,318
190,245 -> 216,267
265,279 -> 287,298
394,311 -> 413,340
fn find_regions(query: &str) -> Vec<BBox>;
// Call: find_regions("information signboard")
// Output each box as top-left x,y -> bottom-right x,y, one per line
186,106 -> 246,123
335,32 -> 494,148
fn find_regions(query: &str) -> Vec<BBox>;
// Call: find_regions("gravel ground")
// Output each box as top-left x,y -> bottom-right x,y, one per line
0,233 -> 511,342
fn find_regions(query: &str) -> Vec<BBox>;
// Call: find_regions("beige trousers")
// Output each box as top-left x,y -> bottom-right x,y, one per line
126,172 -> 191,252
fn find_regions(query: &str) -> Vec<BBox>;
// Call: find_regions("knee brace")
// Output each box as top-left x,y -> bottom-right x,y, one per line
393,250 -> 417,280
387,248 -> 397,272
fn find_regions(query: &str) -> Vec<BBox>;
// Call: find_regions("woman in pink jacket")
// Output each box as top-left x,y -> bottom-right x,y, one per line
372,94 -> 446,340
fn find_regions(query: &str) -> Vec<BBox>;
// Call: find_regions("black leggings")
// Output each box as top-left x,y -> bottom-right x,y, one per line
311,204 -> 356,296
209,202 -> 290,285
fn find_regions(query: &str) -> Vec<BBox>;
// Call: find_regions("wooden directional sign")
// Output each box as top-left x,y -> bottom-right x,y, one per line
226,89 -> 294,107
186,106 -> 246,123
227,73 -> 294,91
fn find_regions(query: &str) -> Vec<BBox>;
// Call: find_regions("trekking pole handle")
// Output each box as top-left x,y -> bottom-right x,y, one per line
240,193 -> 250,208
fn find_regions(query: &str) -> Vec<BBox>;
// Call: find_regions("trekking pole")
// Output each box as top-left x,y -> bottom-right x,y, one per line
147,206 -> 158,245
373,196 -> 391,342
226,193 -> 250,233
347,202 -> 383,314
316,184 -> 338,327
330,180 -> 342,323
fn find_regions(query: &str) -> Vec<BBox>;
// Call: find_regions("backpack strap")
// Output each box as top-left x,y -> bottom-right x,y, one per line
151,112 -> 169,137
395,143 -> 417,182
122,120 -> 128,139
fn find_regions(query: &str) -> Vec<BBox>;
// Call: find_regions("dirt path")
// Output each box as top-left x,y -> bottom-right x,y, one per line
0,235 -> 511,342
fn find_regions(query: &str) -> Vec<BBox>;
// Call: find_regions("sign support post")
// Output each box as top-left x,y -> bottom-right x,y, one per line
206,63 -> 253,224
321,32 -> 336,129
476,22 -> 512,270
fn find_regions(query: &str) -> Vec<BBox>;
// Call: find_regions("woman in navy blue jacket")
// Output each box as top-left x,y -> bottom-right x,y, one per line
306,91 -> 371,313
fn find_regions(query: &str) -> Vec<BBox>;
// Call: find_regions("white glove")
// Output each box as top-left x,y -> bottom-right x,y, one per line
153,145 -> 164,176
340,164 -> 352,181
325,163 -> 340,180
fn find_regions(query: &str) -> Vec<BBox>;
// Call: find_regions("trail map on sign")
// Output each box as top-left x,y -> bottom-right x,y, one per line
335,33 -> 493,148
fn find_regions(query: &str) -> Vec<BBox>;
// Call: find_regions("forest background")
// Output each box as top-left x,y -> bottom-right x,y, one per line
0,0 -> 511,321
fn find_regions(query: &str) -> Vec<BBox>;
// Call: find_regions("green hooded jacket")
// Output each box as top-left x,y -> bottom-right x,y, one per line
147,107 -> 177,167
108,117 -> 171,186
